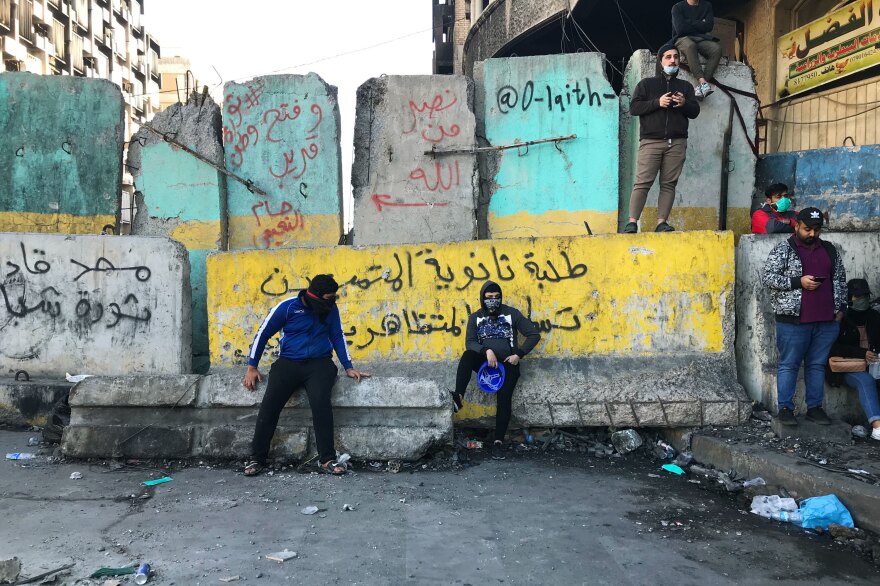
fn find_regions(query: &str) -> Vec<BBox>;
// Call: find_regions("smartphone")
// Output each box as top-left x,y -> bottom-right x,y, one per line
812,276 -> 826,283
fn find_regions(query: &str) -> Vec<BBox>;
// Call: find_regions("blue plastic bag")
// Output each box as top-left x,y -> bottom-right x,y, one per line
798,495 -> 854,530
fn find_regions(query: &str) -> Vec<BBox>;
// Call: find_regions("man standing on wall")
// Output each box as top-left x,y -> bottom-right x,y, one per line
762,208 -> 847,426
242,274 -> 370,476
751,183 -> 798,234
671,0 -> 723,99
450,281 -> 540,459
623,44 -> 700,234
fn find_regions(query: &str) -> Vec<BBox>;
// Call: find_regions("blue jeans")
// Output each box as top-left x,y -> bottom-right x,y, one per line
776,320 -> 840,411
843,371 -> 880,424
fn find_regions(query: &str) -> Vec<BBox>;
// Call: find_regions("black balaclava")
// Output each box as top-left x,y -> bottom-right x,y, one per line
481,281 -> 502,316
304,274 -> 339,323
847,278 -> 872,325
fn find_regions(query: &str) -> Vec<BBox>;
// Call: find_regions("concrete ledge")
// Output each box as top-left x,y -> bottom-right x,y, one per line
0,378 -> 72,427
62,371 -> 453,461
770,418 -> 852,444
689,434 -> 880,535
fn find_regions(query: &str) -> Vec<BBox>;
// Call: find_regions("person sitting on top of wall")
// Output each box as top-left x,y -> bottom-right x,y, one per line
826,278 -> 880,441
751,183 -> 797,235
671,0 -> 723,100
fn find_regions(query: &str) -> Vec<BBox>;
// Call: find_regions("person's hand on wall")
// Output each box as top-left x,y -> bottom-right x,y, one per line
486,349 -> 498,368
346,368 -> 371,382
243,366 -> 263,391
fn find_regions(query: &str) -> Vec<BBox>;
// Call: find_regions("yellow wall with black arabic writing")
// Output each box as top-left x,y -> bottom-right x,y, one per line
206,232 -> 734,367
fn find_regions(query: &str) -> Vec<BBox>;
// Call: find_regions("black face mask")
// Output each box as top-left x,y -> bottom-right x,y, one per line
305,293 -> 335,322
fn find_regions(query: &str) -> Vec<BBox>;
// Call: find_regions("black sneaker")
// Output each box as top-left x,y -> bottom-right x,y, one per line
623,222 -> 638,234
777,407 -> 798,426
491,441 -> 506,460
450,392 -> 463,414
806,407 -> 831,425
655,222 -> 675,232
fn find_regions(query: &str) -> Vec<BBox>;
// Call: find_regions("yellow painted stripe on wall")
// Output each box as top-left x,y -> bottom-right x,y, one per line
638,207 -> 751,237
0,212 -> 115,234
227,213 -> 341,250
488,209 -> 618,238
169,220 -> 223,250
207,232 -> 734,367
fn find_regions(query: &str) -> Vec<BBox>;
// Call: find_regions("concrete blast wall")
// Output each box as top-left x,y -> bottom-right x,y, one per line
757,146 -> 880,231
736,233 -> 880,419
206,232 -> 748,429
0,73 -> 123,234
620,51 -> 757,234
479,54 -> 620,237
222,74 -> 343,250
128,93 -> 226,373
0,234 -> 192,378
352,75 -> 477,245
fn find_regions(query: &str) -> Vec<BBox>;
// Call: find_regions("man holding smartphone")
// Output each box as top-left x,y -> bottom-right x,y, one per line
762,208 -> 847,426
623,43 -> 700,234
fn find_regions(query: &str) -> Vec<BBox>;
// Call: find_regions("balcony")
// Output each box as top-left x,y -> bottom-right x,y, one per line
0,0 -> 11,33
18,0 -> 36,46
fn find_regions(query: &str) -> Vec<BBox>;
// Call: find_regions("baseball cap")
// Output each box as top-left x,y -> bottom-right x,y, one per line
797,207 -> 824,227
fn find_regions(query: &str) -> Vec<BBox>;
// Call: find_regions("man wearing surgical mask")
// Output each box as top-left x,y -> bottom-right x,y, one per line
751,183 -> 798,234
450,281 -> 540,460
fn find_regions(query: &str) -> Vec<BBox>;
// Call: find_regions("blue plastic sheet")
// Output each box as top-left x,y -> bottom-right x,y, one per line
798,495 -> 854,530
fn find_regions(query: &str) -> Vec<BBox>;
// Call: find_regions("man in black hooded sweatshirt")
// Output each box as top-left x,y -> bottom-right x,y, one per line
451,281 -> 541,459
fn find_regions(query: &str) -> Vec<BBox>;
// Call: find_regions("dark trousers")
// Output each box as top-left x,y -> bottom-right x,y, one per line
455,349 -> 520,442
251,357 -> 338,464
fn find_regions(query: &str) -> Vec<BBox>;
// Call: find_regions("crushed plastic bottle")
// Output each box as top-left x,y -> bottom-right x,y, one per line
743,477 -> 767,488
771,510 -> 803,525
750,495 -> 798,519
5,453 -> 35,460
611,429 -> 643,454
655,440 -> 675,459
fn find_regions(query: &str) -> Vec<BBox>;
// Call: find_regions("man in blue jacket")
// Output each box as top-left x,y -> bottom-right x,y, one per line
242,274 -> 369,476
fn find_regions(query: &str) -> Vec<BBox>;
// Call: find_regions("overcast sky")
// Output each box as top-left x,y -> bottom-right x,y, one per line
144,0 -> 435,229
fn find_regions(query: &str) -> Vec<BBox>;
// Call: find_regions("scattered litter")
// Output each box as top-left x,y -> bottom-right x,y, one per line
647,473 -> 661,478
750,495 -> 798,519
134,563 -> 150,585
89,566 -> 137,579
219,576 -> 240,583
342,504 -> 355,511
70,472 -> 83,480
851,425 -> 868,439
27,437 -> 40,446
799,495 -> 854,530
399,498 -> 406,504
5,453 -> 35,460
743,477 -> 766,488
661,464 -> 685,475
65,373 -> 93,383
610,429 -> 643,454
672,451 -> 694,467
818,459 -> 827,465
828,523 -> 865,540
368,462 -> 383,469
466,441 -> 483,450
655,440 -> 675,459
847,469 -> 870,475
687,479 -> 701,484
300,506 -> 320,515
387,460 -> 402,473
0,557 -> 21,584
142,477 -> 172,486
104,580 -> 122,586
265,550 -> 297,563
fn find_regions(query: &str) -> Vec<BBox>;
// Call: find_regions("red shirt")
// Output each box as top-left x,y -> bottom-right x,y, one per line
794,237 -> 834,323
751,205 -> 797,234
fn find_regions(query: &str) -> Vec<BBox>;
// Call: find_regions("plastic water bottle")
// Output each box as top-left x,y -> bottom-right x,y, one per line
771,510 -> 803,525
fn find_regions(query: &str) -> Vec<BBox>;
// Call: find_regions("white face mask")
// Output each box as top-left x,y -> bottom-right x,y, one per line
663,65 -> 679,75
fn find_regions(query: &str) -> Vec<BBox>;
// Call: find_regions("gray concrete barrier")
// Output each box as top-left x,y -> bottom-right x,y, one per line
0,377 -> 71,428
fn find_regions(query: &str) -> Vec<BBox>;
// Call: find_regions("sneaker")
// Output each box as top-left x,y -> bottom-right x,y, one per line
491,441 -> 506,460
694,85 -> 705,100
449,392 -> 463,414
655,222 -> 675,233
871,427 -> 880,441
805,407 -> 831,425
777,407 -> 798,426
623,222 -> 638,234
700,82 -> 714,98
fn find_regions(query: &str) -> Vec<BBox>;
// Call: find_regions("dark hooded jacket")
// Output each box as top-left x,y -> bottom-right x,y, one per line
465,281 -> 541,361
630,73 -> 699,140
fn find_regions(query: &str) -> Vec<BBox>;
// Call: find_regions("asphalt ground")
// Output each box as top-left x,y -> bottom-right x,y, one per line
1,430 -> 878,585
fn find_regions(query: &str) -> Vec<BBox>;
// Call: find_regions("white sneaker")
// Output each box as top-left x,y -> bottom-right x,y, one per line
700,82 -> 714,98
872,427 -> 880,440
694,85 -> 705,100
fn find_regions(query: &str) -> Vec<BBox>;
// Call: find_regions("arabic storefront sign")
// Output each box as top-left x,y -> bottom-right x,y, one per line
206,233 -> 733,365
777,0 -> 880,99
